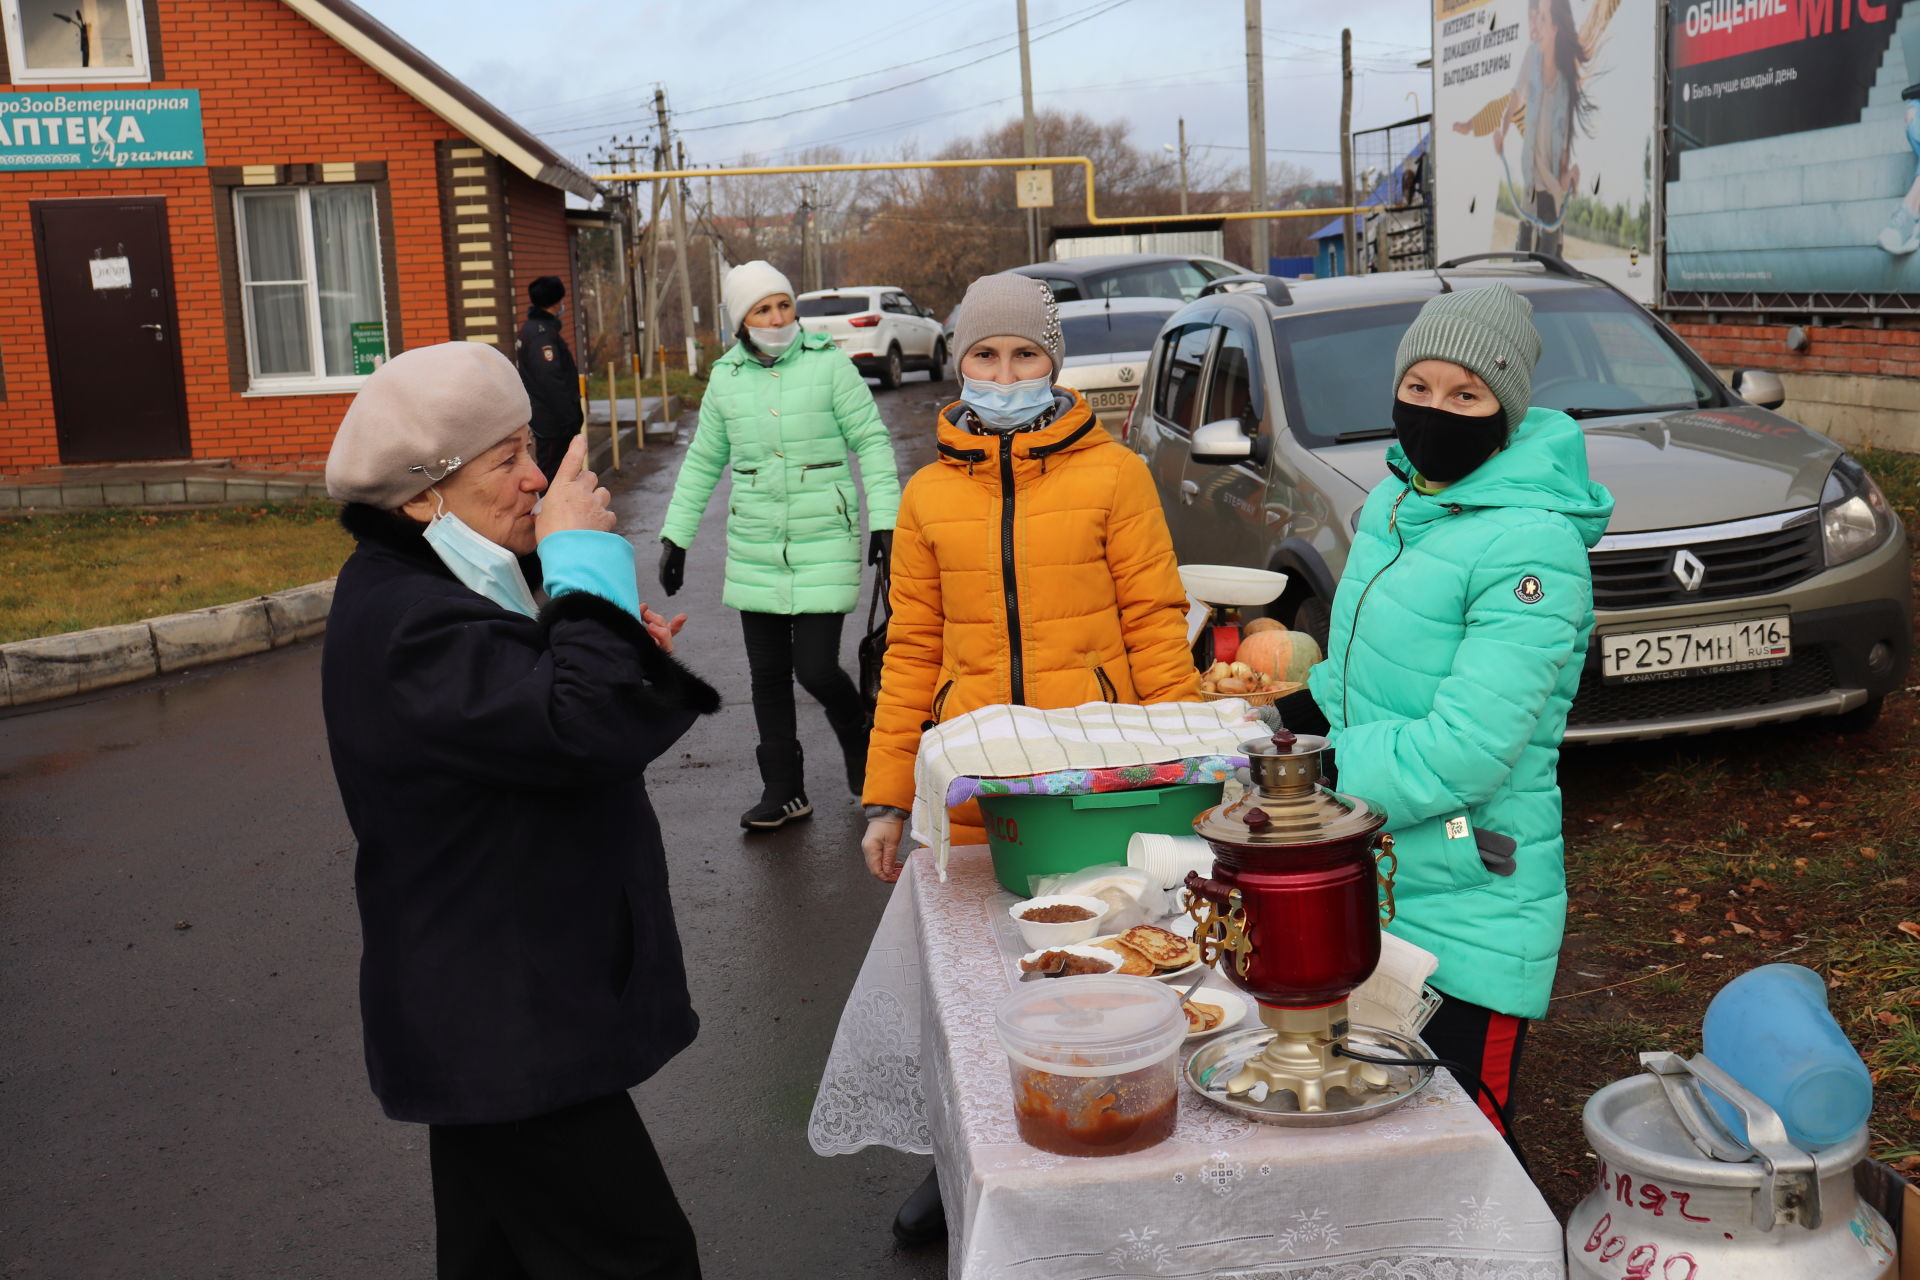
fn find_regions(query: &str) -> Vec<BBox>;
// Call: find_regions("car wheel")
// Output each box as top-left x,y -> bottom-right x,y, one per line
880,346 -> 903,390
1289,595 -> 1331,651
930,340 -> 947,381
1823,695 -> 1884,735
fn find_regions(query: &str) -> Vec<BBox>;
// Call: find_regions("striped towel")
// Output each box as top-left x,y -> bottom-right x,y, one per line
911,700 -> 1265,877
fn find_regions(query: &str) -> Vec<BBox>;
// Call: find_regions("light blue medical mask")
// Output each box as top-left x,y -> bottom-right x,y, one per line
960,375 -> 1054,431
420,490 -> 540,618
751,321 -> 800,354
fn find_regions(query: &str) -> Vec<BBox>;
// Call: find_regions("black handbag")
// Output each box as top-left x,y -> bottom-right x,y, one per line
857,556 -> 892,727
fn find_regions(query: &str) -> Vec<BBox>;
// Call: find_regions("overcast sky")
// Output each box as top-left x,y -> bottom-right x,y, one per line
369,0 -> 1436,189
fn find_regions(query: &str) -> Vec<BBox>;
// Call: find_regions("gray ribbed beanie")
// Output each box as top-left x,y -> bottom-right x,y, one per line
952,273 -> 1064,376
1393,284 -> 1540,432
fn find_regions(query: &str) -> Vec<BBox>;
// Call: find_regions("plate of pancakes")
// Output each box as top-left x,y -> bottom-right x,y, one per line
1080,924 -> 1206,984
1179,987 -> 1248,1039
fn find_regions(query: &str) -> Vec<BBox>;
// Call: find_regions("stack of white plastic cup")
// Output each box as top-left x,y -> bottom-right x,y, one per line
1125,832 -> 1216,891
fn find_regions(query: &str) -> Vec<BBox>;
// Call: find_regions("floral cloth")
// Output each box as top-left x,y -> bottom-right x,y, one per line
944,754 -> 1244,809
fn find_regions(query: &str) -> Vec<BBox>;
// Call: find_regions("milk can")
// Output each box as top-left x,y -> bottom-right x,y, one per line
1568,1051 -> 1898,1280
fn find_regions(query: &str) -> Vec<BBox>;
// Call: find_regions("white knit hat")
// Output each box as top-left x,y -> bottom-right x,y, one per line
326,342 -> 530,508
722,260 -> 795,332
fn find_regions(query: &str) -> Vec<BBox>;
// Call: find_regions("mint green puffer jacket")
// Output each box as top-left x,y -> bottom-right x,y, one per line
1307,408 -> 1614,1019
660,333 -> 900,614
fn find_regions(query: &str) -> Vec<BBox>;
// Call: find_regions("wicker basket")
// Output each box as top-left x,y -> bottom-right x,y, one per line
1200,681 -> 1302,709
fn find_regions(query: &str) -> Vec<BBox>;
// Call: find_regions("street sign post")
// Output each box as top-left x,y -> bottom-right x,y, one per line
1015,169 -> 1054,209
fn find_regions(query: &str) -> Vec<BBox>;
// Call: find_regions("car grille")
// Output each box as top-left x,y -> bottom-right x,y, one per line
1567,646 -> 1835,728
1588,520 -> 1823,610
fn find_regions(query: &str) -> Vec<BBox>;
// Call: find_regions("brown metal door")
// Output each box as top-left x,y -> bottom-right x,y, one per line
32,198 -> 190,463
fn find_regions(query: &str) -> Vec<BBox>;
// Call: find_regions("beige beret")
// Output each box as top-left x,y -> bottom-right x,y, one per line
325,342 -> 532,507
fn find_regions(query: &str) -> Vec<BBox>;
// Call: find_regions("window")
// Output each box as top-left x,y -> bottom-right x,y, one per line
1202,326 -> 1263,431
1060,309 -> 1174,358
1152,323 -> 1213,431
1041,276 -> 1082,302
234,185 -> 388,389
797,294 -> 869,317
1092,262 -> 1211,303
2,0 -> 149,82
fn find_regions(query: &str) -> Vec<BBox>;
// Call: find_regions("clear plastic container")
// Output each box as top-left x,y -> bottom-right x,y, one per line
995,976 -> 1185,1157
1701,963 -> 1873,1149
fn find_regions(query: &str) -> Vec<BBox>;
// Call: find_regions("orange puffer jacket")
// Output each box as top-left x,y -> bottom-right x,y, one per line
865,390 -> 1202,844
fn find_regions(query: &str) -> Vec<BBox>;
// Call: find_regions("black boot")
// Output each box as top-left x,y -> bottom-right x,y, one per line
825,708 -> 870,799
741,742 -> 812,831
891,1168 -> 945,1247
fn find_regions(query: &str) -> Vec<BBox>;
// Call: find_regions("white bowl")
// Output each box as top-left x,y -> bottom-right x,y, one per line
1016,943 -> 1124,977
1178,564 -> 1289,607
1009,895 -> 1110,950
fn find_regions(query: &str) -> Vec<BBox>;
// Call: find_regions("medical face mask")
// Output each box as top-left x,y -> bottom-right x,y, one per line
750,321 -> 799,354
421,491 -> 540,618
1391,398 -> 1509,483
960,374 -> 1054,430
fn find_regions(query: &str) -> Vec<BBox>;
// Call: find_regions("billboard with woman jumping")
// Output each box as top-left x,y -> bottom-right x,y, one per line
1432,0 -> 1658,303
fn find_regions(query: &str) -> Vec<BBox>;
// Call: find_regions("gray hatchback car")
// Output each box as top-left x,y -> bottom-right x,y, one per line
1128,255 -> 1913,743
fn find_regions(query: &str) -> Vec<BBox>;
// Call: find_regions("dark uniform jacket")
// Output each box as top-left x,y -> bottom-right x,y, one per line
516,306 -> 584,438
320,505 -> 719,1125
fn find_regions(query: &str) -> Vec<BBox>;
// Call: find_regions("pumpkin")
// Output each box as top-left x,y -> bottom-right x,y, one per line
1238,628 -> 1323,683
1242,616 -> 1286,638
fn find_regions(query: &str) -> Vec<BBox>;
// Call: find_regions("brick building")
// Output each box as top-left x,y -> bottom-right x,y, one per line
0,0 -> 594,473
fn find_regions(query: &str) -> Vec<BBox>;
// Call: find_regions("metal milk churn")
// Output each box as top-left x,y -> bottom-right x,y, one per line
1568,1051 -> 1898,1280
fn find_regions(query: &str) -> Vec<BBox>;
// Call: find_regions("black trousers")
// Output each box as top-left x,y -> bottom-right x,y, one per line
738,611 -> 866,750
1419,992 -> 1530,1136
429,1092 -> 700,1280
534,430 -> 579,484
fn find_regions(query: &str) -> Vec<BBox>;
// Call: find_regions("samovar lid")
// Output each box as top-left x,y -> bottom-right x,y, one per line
1193,729 -> 1382,846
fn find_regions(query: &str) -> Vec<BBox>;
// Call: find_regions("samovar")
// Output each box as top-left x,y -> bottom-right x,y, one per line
1184,729 -> 1403,1113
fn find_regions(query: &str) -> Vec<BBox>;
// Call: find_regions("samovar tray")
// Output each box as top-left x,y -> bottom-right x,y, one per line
1184,1024 -> 1435,1127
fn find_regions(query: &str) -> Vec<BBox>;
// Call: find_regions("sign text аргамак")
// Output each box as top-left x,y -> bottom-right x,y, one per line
0,90 -> 203,171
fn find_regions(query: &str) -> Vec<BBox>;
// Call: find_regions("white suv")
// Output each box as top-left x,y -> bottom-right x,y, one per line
796,287 -> 946,388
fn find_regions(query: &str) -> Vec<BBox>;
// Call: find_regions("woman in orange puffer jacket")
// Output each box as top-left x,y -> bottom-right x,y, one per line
860,273 -> 1201,882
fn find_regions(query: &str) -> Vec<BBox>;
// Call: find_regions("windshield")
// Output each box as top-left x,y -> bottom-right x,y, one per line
1273,287 -> 1718,447
796,295 -> 871,317
1061,310 -> 1171,357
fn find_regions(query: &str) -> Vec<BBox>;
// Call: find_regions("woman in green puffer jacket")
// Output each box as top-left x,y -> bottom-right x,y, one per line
658,261 -> 901,830
1288,283 -> 1613,1136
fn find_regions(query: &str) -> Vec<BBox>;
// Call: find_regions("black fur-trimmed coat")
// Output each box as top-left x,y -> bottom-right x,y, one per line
321,504 -> 720,1125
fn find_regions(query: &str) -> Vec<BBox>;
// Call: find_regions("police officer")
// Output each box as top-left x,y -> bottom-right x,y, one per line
515,275 -> 584,481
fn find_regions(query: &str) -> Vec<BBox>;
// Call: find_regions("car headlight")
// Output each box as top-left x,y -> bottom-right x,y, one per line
1820,454 -> 1896,567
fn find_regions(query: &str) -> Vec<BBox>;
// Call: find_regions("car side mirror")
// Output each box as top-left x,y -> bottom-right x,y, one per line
1191,417 -> 1267,466
1733,369 -> 1786,410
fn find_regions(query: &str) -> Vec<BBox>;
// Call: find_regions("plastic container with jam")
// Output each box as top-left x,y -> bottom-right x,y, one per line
994,975 -> 1185,1157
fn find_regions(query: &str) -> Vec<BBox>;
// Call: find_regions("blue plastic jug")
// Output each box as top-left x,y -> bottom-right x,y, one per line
1700,963 -> 1872,1149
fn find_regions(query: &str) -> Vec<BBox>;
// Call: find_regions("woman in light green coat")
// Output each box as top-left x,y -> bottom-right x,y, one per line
658,261 -> 900,830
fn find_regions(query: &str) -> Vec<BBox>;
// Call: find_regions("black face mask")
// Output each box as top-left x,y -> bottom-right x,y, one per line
1391,398 -> 1508,483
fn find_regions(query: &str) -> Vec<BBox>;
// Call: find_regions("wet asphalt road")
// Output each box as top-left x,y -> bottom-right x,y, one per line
0,374 -> 959,1280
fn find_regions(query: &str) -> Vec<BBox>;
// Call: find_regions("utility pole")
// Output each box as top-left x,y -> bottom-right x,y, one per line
1245,0 -> 1268,271
641,133 -> 667,378
670,135 -> 698,374
1017,0 -> 1039,262
1177,116 -> 1189,216
1340,28 -> 1356,277
649,91 -> 697,377
705,170 -> 726,348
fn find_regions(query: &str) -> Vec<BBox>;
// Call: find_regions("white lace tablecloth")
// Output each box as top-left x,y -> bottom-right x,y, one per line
809,846 -> 1568,1280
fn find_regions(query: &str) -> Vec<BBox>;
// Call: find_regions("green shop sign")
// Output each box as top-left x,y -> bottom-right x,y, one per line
0,90 -> 204,171
351,321 -> 387,375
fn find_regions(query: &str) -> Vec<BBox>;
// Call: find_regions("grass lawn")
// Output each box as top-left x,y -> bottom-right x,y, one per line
1526,447 -> 1920,1215
0,502 -> 351,644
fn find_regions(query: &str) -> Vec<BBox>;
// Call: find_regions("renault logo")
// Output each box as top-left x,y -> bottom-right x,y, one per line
1672,548 -> 1706,591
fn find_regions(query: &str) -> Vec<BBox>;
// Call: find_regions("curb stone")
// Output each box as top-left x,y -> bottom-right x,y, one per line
0,578 -> 335,709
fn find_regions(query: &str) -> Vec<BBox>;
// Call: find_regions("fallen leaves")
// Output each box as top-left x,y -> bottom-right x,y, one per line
1896,921 -> 1920,941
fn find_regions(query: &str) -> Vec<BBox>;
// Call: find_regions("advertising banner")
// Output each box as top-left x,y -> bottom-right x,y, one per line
1432,0 -> 1658,302
1665,0 -> 1916,295
0,90 -> 203,171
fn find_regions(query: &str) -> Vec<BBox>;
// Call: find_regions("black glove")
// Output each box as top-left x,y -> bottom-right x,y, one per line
868,529 -> 894,567
658,539 -> 686,597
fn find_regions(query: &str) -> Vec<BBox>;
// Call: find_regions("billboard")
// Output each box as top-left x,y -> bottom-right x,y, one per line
0,90 -> 202,170
1432,0 -> 1658,302
1665,0 -> 1914,295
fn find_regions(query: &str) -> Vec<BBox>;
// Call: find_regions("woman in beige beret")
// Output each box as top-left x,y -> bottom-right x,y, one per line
320,341 -> 717,1279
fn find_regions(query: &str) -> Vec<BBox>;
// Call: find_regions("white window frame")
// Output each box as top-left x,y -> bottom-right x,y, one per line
233,184 -> 389,397
2,0 -> 152,84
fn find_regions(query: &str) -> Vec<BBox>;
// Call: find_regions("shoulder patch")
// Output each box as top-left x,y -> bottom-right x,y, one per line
1515,574 -> 1545,604
541,345 -> 556,362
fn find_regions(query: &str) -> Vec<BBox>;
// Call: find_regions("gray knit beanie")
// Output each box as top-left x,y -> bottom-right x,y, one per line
952,273 -> 1064,377
1392,284 -> 1540,432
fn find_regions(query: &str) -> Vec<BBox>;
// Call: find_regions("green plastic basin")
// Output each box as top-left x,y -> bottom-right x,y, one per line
976,782 -> 1224,896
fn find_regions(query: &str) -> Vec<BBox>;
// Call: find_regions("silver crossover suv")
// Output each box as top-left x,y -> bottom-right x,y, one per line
1128,255 -> 1913,743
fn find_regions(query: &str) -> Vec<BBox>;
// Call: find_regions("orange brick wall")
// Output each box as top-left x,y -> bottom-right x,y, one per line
1670,323 -> 1920,381
0,0 -> 560,473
